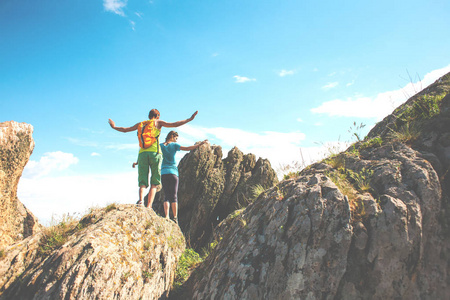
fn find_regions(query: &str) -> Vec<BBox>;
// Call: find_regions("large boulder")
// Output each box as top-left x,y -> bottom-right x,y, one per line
184,170 -> 353,299
153,144 -> 279,251
0,121 -> 40,248
181,141 -> 448,299
178,72 -> 450,299
334,143 -> 446,299
0,204 -> 185,300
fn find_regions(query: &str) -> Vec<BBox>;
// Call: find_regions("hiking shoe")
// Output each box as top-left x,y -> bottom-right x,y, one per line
136,199 -> 143,206
173,217 -> 178,224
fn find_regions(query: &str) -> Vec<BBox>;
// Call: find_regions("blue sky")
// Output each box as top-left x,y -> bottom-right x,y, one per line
1,0 -> 449,224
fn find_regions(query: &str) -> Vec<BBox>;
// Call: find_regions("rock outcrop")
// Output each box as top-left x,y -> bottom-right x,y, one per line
367,72 -> 450,233
184,172 -> 353,299
0,121 -> 40,249
178,73 -> 450,299
152,145 -> 279,251
0,204 -> 185,300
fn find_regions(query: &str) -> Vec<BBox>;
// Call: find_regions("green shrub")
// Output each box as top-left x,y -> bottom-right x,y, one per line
387,122 -> 421,144
38,215 -> 78,256
200,240 -> 219,258
229,208 -> 244,220
387,94 -> 445,144
173,248 -> 203,290
324,154 -> 346,169
250,184 -> 266,199
346,168 -> 373,193
283,171 -> 299,180
326,167 -> 373,223
142,270 -> 153,280
348,121 -> 366,142
398,94 -> 444,123
38,214 -> 79,257
360,137 -> 383,150
105,203 -> 118,212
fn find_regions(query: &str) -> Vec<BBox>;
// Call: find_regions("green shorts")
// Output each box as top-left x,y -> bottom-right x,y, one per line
137,152 -> 162,187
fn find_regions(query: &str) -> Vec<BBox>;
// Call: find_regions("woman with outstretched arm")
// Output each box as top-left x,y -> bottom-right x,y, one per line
160,130 -> 207,223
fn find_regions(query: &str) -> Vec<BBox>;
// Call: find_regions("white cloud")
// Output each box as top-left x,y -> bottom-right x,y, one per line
103,0 -> 128,16
18,171 -> 136,225
130,20 -> 136,31
135,12 -> 143,18
312,64 -> 450,120
346,80 -> 355,87
178,124 -> 305,149
211,53 -> 219,57
233,75 -> 256,83
328,72 -> 337,77
279,69 -> 295,77
23,151 -> 79,179
296,118 -> 304,122
322,82 -> 339,90
91,152 -> 101,157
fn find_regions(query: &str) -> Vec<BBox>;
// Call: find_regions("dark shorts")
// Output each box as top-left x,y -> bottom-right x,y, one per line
162,174 -> 179,203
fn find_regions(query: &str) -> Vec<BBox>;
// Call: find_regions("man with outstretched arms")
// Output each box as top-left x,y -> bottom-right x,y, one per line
108,109 -> 198,210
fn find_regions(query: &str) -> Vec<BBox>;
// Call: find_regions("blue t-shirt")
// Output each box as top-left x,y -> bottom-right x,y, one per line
160,142 -> 181,176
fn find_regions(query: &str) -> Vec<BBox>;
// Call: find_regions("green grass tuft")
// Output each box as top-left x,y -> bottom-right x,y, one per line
250,184 -> 266,199
173,248 -> 203,290
38,214 -> 79,257
105,203 -> 118,212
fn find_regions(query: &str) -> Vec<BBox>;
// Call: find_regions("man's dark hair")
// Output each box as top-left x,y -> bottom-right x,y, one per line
148,109 -> 160,119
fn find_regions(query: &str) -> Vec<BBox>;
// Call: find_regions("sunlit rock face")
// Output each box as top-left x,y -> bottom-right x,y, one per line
0,121 -> 40,249
0,204 -> 185,300
178,72 -> 450,300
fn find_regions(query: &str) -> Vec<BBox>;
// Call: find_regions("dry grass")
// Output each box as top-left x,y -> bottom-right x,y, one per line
38,214 -> 79,257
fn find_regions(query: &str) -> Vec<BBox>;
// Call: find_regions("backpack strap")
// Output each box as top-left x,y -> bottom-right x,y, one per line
156,134 -> 160,154
139,122 -> 148,148
153,119 -> 160,154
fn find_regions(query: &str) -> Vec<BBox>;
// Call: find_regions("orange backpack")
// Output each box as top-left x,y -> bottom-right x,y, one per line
137,120 -> 160,152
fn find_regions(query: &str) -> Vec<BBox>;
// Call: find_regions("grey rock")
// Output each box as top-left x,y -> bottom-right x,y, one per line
0,205 -> 185,300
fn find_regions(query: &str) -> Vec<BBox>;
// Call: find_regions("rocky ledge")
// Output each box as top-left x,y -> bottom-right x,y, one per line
0,204 -> 184,300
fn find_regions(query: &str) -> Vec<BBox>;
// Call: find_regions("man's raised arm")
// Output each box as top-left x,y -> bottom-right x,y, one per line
108,119 -> 139,132
157,111 -> 198,129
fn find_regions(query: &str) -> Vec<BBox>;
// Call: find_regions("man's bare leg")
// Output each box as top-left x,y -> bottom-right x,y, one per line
146,184 -> 157,208
138,185 -> 146,206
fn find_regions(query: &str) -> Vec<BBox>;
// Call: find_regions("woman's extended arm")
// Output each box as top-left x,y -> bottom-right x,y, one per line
180,139 -> 208,151
108,119 -> 139,132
